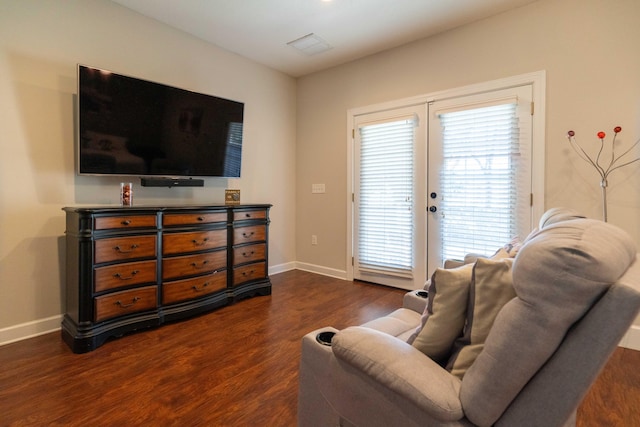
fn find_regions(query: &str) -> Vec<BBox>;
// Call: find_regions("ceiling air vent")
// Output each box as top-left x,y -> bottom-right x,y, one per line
287,33 -> 332,56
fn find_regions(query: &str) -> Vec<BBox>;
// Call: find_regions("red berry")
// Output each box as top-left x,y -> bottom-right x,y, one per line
568,130 -> 575,137
614,126 -> 622,133
597,131 -> 606,139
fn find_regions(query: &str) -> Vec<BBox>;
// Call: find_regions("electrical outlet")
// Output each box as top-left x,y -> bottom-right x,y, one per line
311,235 -> 318,245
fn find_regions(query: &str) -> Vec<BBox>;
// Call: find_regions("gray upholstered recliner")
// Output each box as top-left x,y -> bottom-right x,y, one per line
298,208 -> 640,427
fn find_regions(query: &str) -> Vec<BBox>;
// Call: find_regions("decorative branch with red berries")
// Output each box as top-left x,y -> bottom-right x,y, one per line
566,126 -> 640,221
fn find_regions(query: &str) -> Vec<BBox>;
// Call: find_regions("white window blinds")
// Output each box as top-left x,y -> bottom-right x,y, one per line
438,103 -> 520,261
357,117 -> 415,274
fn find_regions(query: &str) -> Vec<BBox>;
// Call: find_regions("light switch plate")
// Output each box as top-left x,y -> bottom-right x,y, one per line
312,184 -> 326,194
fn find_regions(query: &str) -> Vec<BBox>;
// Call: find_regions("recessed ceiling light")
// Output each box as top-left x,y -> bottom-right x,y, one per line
287,33 -> 332,56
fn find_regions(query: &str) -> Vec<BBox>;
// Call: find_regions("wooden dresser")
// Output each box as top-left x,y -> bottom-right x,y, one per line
62,204 -> 271,353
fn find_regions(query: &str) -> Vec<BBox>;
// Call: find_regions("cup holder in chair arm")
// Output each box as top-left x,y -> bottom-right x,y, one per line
316,331 -> 336,346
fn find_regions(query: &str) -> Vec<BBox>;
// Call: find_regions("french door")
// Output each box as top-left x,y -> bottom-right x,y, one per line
353,106 -> 427,289
350,74 -> 543,290
426,85 -> 534,273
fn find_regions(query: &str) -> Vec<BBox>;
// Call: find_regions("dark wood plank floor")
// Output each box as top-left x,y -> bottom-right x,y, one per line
0,270 -> 638,426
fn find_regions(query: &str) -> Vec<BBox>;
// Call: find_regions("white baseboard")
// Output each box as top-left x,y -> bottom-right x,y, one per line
0,315 -> 62,347
294,262 -> 347,280
620,324 -> 640,351
269,261 -> 297,275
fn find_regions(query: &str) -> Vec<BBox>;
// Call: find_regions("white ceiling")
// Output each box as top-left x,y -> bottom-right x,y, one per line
111,0 -> 538,77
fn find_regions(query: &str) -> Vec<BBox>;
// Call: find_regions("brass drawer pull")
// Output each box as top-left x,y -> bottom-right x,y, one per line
115,296 -> 140,308
192,282 -> 210,292
242,270 -> 255,277
190,260 -> 209,269
245,213 -> 251,218
242,231 -> 255,238
192,238 -> 209,246
197,216 -> 205,221
114,244 -> 139,253
120,219 -> 132,226
113,270 -> 139,280
242,251 -> 255,258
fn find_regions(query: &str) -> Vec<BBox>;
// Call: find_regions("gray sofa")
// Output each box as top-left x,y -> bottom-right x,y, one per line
298,208 -> 640,426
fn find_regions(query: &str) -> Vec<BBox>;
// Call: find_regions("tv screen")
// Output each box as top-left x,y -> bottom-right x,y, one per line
77,65 -> 244,178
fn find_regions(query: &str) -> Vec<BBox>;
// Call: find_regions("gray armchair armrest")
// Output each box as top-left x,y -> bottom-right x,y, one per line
332,326 -> 464,422
403,289 -> 429,313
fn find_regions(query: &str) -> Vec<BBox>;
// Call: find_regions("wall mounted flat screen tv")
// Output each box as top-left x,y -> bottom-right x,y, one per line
77,65 -> 244,178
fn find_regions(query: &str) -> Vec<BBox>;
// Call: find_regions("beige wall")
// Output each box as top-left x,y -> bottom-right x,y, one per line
296,0 -> 640,275
0,0 -> 297,336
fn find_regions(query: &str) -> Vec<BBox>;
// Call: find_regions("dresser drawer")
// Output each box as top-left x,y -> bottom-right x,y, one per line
95,235 -> 157,264
94,286 -> 157,323
163,229 -> 227,255
233,225 -> 266,245
163,212 -> 227,227
95,215 -> 157,230
233,243 -> 266,265
233,209 -> 267,221
162,271 -> 227,304
233,262 -> 266,286
94,260 -> 157,293
163,250 -> 227,280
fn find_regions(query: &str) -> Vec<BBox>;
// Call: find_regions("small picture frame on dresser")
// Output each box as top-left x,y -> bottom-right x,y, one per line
225,189 -> 240,205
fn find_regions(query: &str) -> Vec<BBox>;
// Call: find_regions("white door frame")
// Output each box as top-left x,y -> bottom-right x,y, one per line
346,70 -> 546,282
